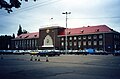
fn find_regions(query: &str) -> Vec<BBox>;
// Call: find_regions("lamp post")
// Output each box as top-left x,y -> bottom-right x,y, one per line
52,30 -> 55,50
62,12 -> 71,54
54,31 -> 55,50
103,33 -> 105,52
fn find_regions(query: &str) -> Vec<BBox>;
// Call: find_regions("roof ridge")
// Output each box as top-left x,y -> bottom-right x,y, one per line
68,25 -> 108,29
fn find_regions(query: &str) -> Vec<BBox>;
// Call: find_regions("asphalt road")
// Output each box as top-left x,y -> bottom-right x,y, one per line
0,54 -> 120,79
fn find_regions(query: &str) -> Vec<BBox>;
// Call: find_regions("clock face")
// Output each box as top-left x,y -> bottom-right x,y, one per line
46,29 -> 50,33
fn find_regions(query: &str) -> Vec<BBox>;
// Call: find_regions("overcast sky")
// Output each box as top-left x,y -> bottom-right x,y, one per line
0,0 -> 120,36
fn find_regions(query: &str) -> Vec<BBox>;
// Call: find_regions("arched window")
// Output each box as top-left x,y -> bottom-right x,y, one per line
43,35 -> 53,47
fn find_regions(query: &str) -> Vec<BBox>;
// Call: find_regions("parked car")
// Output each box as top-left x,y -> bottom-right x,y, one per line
113,51 -> 120,56
38,50 -> 48,56
48,50 -> 60,56
0,50 -> 13,54
29,50 -> 39,55
13,50 -> 25,55
38,50 -> 60,56
0,50 -> 5,54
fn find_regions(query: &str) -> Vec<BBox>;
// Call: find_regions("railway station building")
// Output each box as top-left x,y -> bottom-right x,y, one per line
12,25 -> 120,53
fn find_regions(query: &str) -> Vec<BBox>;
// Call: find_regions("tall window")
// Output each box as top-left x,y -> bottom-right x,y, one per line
93,35 -> 97,39
78,41 -> 81,46
24,40 -> 26,48
22,40 -> 24,47
61,37 -> 64,41
27,40 -> 29,47
78,36 -> 81,40
15,41 -> 18,48
99,41 -> 103,45
78,41 -> 81,47
99,35 -> 103,39
32,39 -> 34,47
78,41 -> 81,48
69,37 -> 72,40
19,40 -> 21,47
88,41 -> 91,45
69,42 -> 72,46
83,41 -> 86,46
74,37 -> 77,40
83,36 -> 86,39
94,41 -> 97,45
114,35 -> 116,38
61,42 -> 64,46
74,42 -> 77,46
29,40 -> 31,47
35,40 -> 37,47
88,36 -> 91,39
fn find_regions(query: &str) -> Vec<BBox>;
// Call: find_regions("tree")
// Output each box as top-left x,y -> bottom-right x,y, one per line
0,0 -> 36,13
17,24 -> 23,36
23,29 -> 28,34
12,33 -> 15,38
17,24 -> 29,36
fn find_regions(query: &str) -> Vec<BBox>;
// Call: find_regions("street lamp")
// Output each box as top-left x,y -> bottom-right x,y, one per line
62,12 -> 71,54
52,30 -> 55,50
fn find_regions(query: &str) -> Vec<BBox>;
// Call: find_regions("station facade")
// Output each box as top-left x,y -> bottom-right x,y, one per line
12,25 -> 120,52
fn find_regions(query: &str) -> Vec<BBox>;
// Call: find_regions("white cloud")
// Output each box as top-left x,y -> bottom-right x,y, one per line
0,0 -> 120,35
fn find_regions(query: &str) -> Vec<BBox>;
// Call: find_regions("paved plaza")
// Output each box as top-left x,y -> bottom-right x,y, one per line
0,54 -> 120,79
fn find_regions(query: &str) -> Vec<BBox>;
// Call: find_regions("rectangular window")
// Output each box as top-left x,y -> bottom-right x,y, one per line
23,40 -> 25,48
88,36 -> 91,39
35,40 -> 36,47
83,41 -> 86,46
15,41 -> 17,48
61,42 -> 64,46
117,35 -> 119,39
15,41 -> 19,48
78,36 -> 81,40
32,39 -> 34,47
78,41 -> 81,46
114,35 -> 116,38
94,41 -> 97,45
99,41 -> 103,45
61,37 -> 64,41
93,35 -> 97,39
19,40 -> 21,47
24,40 -> 26,46
78,41 -> 81,48
69,37 -> 72,40
69,42 -> 72,46
29,40 -> 31,47
27,40 -> 29,47
88,41 -> 91,45
74,42 -> 77,46
99,35 -> 103,39
26,40 -> 28,47
22,40 -> 24,47
83,36 -> 86,39
74,37 -> 77,40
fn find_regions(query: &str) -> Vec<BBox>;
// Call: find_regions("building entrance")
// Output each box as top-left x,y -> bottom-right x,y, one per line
42,35 -> 54,47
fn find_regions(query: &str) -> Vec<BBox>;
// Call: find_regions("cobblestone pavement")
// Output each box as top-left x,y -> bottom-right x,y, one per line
0,54 -> 120,79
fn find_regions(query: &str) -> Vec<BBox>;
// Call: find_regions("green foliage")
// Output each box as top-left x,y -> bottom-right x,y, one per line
23,29 -> 28,34
17,24 -> 23,36
17,24 -> 29,36
12,33 -> 15,38
0,0 -> 36,13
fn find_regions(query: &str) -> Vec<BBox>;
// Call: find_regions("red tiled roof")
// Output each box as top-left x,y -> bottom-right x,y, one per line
58,25 -> 113,36
15,32 -> 39,39
14,25 -> 114,39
